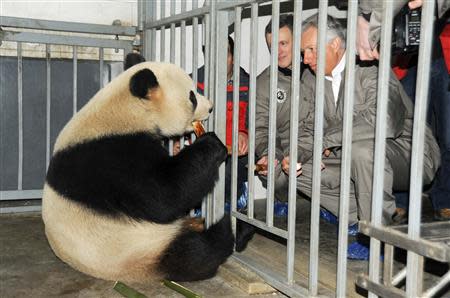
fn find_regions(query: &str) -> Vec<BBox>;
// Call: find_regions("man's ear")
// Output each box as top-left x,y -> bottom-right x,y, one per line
129,69 -> 159,99
330,37 -> 342,51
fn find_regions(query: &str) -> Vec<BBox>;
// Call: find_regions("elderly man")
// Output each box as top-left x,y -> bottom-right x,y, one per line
286,13 -> 440,226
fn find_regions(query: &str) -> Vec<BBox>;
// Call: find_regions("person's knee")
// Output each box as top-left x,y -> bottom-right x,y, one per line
351,141 -> 374,163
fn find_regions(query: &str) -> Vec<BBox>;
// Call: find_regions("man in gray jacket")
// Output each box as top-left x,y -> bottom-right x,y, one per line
286,13 -> 440,225
255,14 -> 308,201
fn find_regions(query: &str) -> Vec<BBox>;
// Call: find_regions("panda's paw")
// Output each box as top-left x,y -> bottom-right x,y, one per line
196,132 -> 228,162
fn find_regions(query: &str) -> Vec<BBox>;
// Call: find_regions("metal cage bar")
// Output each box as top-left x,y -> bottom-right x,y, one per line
246,2 -> 258,220
309,1 -> 328,295
405,0 -> 435,296
266,0 -> 280,228
286,0 -> 302,285
368,2 -> 394,297
335,1 -> 358,296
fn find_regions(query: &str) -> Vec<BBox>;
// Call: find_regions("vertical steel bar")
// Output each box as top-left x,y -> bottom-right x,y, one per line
170,1 -> 176,64
17,42 -> 23,191
383,244 -> 394,287
180,1 -> 187,70
192,0 -> 199,85
368,1 -> 394,297
160,1 -> 166,62
406,1 -> 435,296
151,1 -> 157,61
213,4 -> 228,223
231,6 -> 242,220
286,0 -> 302,284
204,5 -> 212,227
142,0 -> 151,60
137,0 -> 144,32
99,47 -> 104,89
336,1 -> 358,296
45,44 -> 51,169
309,1 -> 328,295
266,0 -> 280,228
247,2 -> 258,220
73,46 -> 78,115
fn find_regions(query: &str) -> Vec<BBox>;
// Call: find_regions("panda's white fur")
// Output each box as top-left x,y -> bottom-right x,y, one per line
42,60 -> 234,283
43,187 -> 183,281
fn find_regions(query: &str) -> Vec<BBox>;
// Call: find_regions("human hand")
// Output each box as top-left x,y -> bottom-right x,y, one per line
408,0 -> 423,9
173,140 -> 181,155
238,132 -> 248,156
356,16 -> 379,61
281,156 -> 302,177
255,155 -> 278,176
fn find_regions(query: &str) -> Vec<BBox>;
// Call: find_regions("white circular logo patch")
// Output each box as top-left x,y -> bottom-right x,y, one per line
276,88 -> 287,103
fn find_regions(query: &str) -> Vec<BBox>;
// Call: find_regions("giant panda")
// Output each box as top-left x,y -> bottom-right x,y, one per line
42,55 -> 235,283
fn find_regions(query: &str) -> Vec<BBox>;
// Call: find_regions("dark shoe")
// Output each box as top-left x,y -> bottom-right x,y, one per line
392,207 -> 408,225
434,208 -> 450,221
235,221 -> 256,252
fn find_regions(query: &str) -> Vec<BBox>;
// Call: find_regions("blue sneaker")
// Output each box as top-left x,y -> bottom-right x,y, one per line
274,201 -> 288,217
347,241 -> 369,260
320,208 -> 339,224
193,208 -> 202,218
347,222 -> 359,237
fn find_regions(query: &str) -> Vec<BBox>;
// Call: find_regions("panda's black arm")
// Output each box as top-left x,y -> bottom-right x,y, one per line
151,132 -> 228,217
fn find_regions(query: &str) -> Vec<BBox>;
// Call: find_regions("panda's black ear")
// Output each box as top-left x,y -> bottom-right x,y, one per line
129,69 -> 159,99
124,53 -> 145,70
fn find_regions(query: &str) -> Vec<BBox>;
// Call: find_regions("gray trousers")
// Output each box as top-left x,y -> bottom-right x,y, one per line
263,138 -> 438,224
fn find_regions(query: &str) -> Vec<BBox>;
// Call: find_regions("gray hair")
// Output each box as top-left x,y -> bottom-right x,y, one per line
302,13 -> 346,48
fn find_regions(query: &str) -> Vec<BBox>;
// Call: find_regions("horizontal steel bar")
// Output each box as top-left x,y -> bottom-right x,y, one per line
359,221 -> 450,262
392,221 -> 450,242
1,190 -> 43,200
392,268 -> 407,286
232,211 -> 288,239
1,31 -> 133,50
216,0 -> 267,10
422,270 -> 450,298
0,205 -> 42,214
232,254 -> 311,298
356,274 -> 405,298
145,6 -> 209,29
0,16 -> 136,36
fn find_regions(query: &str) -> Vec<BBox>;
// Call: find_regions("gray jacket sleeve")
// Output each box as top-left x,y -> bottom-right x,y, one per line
323,67 -> 406,149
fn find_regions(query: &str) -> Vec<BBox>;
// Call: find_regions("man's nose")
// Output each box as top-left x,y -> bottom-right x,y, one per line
303,52 -> 312,64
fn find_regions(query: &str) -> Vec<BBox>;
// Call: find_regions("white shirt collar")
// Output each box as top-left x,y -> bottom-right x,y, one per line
325,52 -> 346,104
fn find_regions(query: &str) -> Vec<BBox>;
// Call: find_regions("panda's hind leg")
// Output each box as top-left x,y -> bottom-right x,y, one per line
158,216 -> 234,282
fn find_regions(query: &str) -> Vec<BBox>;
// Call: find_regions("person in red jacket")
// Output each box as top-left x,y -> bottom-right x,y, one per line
195,36 -> 250,205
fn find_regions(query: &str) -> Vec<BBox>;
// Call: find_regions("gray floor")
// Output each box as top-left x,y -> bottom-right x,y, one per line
0,213 -> 287,298
1,197 -> 448,297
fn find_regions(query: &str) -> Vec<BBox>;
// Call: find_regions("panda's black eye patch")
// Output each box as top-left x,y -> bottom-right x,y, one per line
189,91 -> 198,111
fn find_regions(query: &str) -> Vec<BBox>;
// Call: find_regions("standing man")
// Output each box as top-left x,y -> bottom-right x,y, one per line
358,0 -> 450,222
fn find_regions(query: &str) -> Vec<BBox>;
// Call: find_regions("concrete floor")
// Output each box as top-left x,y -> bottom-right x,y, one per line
1,198 -> 448,297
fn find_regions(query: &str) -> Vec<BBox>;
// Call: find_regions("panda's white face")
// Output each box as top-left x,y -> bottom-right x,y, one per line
127,62 -> 213,137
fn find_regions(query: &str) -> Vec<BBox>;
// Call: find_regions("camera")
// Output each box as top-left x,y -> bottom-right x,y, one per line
392,6 -> 421,54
